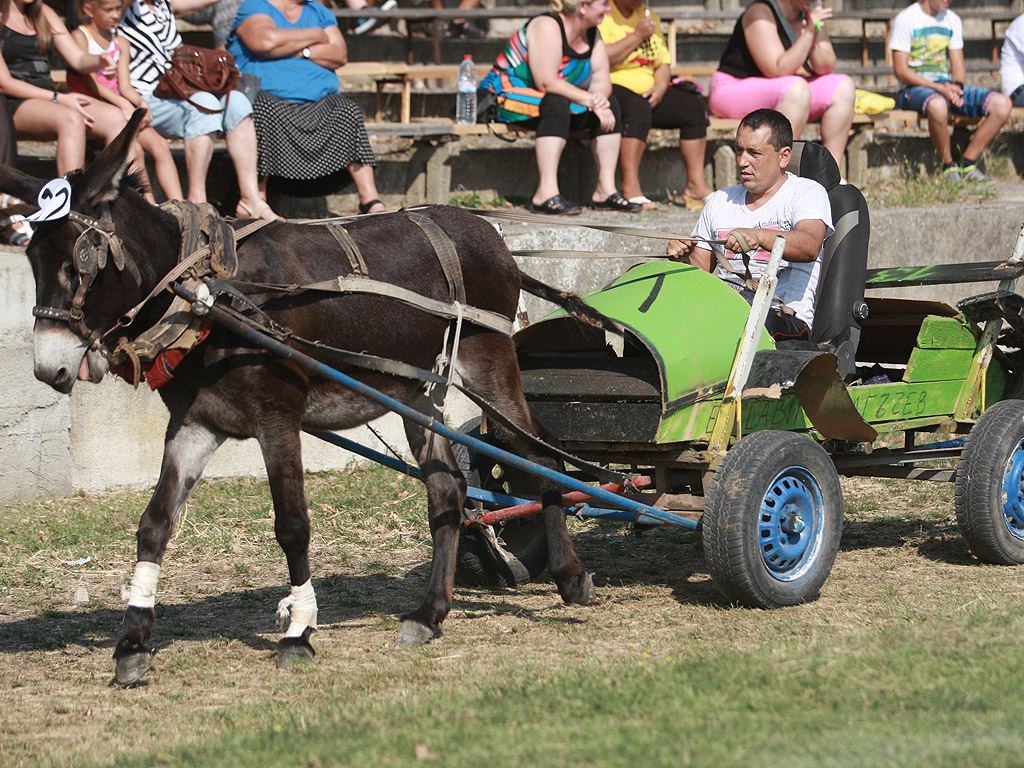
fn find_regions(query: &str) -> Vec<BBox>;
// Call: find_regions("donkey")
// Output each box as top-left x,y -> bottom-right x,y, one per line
7,111 -> 597,686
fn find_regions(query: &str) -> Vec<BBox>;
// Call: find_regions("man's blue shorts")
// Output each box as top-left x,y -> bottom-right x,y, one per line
897,81 -> 995,118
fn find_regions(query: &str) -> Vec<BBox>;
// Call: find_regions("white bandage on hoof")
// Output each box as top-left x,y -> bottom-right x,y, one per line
126,561 -> 161,609
276,579 -> 318,638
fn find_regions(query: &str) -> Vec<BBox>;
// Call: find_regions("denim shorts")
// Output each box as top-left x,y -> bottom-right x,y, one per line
148,89 -> 253,141
897,81 -> 995,119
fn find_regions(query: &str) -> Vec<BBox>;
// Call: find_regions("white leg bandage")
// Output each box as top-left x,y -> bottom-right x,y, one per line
276,579 -> 318,638
127,561 -> 161,609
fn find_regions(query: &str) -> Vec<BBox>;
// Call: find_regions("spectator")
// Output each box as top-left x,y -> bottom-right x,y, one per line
708,0 -> 854,173
68,0 -> 184,202
0,0 -> 143,176
598,0 -> 713,208
1000,13 -> 1024,107
480,0 -> 639,215
890,0 -> 1010,185
227,0 -> 386,214
119,0 -> 282,220
0,93 -> 33,245
666,108 -> 832,342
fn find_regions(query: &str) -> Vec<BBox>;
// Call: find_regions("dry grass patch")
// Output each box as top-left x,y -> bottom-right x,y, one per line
2,467 -> 1023,767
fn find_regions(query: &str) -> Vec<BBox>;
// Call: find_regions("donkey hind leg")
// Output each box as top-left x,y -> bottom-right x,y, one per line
258,425 -> 318,668
459,336 -> 595,607
396,397 -> 468,647
114,422 -> 225,687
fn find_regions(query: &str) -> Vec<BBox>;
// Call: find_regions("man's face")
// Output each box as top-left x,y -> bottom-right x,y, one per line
734,124 -> 789,195
920,0 -> 951,14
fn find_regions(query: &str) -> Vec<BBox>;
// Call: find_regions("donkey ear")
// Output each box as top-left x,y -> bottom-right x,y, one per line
0,165 -> 45,208
76,108 -> 148,209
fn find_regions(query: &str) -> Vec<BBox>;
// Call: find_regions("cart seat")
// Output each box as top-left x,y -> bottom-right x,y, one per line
785,141 -> 870,377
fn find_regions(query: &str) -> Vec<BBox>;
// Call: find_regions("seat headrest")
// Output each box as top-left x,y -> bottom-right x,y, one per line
786,140 -> 841,190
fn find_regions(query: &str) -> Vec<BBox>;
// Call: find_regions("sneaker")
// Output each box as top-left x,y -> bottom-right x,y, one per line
959,164 -> 995,186
941,165 -> 962,184
352,0 -> 396,35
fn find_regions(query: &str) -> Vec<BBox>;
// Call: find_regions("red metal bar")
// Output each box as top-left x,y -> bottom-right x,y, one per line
477,475 -> 653,525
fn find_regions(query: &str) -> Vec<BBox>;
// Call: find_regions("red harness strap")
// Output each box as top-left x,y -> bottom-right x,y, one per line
110,320 -> 212,390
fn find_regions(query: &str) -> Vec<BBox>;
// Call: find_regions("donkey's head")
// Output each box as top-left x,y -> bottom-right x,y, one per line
2,110 -> 174,393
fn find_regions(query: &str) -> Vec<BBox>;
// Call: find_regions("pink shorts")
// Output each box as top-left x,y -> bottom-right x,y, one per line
709,70 -> 851,121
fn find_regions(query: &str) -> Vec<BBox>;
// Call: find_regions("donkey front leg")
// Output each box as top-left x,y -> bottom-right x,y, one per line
258,425 -> 318,668
114,422 -> 224,687
396,413 -> 467,647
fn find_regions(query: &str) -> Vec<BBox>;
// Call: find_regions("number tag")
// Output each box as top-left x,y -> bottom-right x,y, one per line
26,178 -> 71,222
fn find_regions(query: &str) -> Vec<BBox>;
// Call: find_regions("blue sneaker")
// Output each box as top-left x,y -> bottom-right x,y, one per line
959,164 -> 995,186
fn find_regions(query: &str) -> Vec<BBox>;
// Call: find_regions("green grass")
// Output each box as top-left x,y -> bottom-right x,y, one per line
447,192 -> 510,208
87,605 -> 1024,768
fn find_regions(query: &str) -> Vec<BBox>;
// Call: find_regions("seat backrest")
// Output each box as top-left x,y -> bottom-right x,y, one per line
785,140 -> 870,375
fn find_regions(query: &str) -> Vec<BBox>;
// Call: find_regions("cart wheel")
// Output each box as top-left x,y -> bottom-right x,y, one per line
702,430 -> 843,608
955,399 -> 1024,564
451,418 -> 548,587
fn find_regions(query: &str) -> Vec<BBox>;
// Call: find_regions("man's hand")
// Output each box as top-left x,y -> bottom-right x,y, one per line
941,81 -> 964,108
724,228 -> 763,256
667,238 -> 696,261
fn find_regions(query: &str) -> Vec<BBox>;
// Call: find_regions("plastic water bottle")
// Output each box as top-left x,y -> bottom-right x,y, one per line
456,54 -> 477,125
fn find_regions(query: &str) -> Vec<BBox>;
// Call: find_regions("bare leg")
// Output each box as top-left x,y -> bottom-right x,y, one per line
139,127 -> 183,201
963,92 -> 1011,164
349,162 -> 385,212
775,79 -> 812,138
184,133 -> 215,203
533,135 -> 566,205
619,136 -> 647,201
818,77 -> 856,171
13,100 -> 88,174
226,116 -> 280,219
925,97 -> 953,165
680,136 -> 713,198
590,131 -> 621,202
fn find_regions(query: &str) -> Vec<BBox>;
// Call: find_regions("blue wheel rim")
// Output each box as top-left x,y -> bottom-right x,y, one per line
758,466 -> 826,582
1001,438 -> 1024,541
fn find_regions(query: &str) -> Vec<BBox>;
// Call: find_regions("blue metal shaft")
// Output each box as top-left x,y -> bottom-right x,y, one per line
180,284 -> 698,530
307,429 -> 679,525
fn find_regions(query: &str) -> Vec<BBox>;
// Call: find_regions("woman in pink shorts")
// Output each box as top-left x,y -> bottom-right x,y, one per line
709,0 -> 854,171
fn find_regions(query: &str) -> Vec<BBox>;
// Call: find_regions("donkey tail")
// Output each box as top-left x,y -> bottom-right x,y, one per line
518,270 -> 620,332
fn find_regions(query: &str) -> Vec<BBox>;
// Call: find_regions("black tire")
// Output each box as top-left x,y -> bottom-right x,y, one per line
955,399 -> 1024,564
702,430 -> 843,608
452,417 -> 548,587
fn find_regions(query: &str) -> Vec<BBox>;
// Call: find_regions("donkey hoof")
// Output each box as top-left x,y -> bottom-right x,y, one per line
395,619 -> 439,647
114,650 -> 154,687
564,571 -> 597,606
276,636 -> 316,668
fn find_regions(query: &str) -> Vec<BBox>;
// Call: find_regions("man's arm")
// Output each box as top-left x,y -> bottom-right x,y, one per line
724,219 -> 827,263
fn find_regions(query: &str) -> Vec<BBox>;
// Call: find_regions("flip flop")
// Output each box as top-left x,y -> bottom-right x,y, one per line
358,198 -> 386,214
530,195 -> 582,215
593,192 -> 641,213
628,195 -> 659,210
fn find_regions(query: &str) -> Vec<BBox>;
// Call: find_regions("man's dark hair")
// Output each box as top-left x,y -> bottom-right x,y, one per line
738,109 -> 794,151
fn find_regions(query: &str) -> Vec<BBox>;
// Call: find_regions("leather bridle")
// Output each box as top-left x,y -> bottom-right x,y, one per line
31,206 -> 141,350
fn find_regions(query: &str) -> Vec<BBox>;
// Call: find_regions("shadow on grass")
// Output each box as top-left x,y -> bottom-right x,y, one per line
839,515 -> 975,566
0,571 -> 432,656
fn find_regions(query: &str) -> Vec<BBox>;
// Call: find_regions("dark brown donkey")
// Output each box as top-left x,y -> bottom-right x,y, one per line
7,112 -> 597,686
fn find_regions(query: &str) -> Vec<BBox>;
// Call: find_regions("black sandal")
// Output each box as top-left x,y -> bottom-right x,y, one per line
530,195 -> 582,215
593,191 -> 642,213
358,199 -> 384,214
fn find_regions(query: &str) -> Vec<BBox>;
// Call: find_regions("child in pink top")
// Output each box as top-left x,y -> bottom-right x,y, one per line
69,0 -> 182,202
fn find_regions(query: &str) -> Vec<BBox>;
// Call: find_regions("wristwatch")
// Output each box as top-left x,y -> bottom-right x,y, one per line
300,47 -> 312,59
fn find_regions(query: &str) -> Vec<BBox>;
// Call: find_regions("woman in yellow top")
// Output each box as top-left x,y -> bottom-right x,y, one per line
598,0 -> 712,208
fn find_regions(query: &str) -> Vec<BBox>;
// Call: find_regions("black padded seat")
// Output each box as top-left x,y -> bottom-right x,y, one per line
784,140 -> 870,376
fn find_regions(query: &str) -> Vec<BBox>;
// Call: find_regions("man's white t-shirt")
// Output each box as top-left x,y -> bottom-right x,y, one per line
889,2 -> 963,82
1001,15 -> 1024,99
691,172 -> 833,328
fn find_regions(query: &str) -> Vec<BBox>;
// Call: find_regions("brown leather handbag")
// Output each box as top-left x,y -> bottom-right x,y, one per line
154,44 -> 240,114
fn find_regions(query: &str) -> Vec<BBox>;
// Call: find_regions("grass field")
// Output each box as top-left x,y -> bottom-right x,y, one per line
2,465 -> 1024,768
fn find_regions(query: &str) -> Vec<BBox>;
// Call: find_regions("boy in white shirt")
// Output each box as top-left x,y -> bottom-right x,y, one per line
1000,14 -> 1024,107
666,108 -> 833,342
889,0 -> 1010,184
